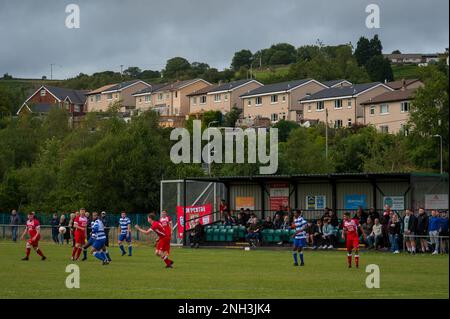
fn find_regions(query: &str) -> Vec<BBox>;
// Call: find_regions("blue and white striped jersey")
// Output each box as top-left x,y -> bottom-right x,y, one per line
92,219 -> 106,240
119,217 -> 131,235
89,220 -> 96,239
294,216 -> 308,239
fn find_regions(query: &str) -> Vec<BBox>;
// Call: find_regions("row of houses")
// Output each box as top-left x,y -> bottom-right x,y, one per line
17,76 -> 424,134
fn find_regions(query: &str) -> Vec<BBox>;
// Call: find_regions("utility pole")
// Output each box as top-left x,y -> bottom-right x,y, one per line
433,134 -> 443,174
325,108 -> 329,159
207,121 -> 219,176
50,64 -> 54,80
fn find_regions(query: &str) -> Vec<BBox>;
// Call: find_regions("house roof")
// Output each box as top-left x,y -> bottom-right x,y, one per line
299,82 -> 392,102
153,79 -> 210,92
102,80 -> 150,93
360,88 -> 418,105
209,79 -> 262,93
321,79 -> 352,88
240,79 -> 325,98
86,84 -> 117,95
186,85 -> 219,96
42,85 -> 87,105
132,83 -> 169,96
386,79 -> 421,90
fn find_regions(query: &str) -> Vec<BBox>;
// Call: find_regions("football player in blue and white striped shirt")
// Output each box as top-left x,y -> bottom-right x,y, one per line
91,212 -> 109,265
292,210 -> 308,267
118,211 -> 132,256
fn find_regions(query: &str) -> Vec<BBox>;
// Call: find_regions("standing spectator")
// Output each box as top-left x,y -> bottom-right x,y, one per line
58,214 -> 68,244
281,215 -> 291,230
219,199 -> 228,219
388,214 -> 401,254
417,208 -> 429,253
354,207 -> 367,225
368,207 -> 380,222
244,209 -> 251,224
68,212 -> 77,247
85,211 -> 92,240
274,205 -> 286,221
50,213 -> 60,244
329,210 -> 339,228
369,218 -> 384,250
189,220 -> 204,248
10,209 -> 20,242
381,205 -> 391,248
429,210 -> 442,255
315,219 -> 324,249
362,217 -> 374,249
322,218 -> 336,249
273,214 -> 283,229
439,211 -> 448,254
100,211 -> 110,248
403,209 -> 417,254
223,212 -> 236,226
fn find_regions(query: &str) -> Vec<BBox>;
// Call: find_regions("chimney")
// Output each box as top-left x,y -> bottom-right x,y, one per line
401,78 -> 407,91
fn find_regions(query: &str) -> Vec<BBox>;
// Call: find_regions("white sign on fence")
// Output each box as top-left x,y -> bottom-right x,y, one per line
383,196 -> 405,210
425,194 -> 449,210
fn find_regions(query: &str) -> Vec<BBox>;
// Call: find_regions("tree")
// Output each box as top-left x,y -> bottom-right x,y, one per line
231,50 -> 253,71
2,73 -> 13,80
140,69 -> 160,79
365,56 -> 393,82
123,67 -> 142,78
392,50 -> 401,54
222,107 -> 242,127
267,43 -> 297,65
273,120 -> 299,142
354,36 -> 372,66
163,57 -> 191,79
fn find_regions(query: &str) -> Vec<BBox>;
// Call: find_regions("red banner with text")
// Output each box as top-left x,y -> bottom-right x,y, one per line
176,203 -> 212,239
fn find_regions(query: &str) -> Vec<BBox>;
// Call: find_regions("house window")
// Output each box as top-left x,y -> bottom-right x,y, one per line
193,97 -> 197,105
255,97 -> 262,106
74,105 -> 80,112
175,91 -> 178,98
400,124 -> 409,135
271,95 -> 278,103
107,93 -> 113,100
165,93 -> 169,99
271,113 -> 279,122
380,125 -> 389,133
347,99 -> 352,107
90,96 -> 94,102
139,98 -> 142,103
380,104 -> 389,114
335,119 -> 343,128
334,99 -> 342,109
370,105 -> 375,115
214,94 -> 221,102
316,101 -> 324,110
144,95 -> 151,103
282,95 -> 286,102
40,89 -> 46,97
247,99 -> 252,106
224,94 -> 228,101
347,118 -> 352,127
200,96 -> 207,104
401,101 -> 410,112
158,93 -> 163,100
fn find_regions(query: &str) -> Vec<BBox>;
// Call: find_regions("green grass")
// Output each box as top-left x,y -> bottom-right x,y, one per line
0,241 -> 448,299
392,64 -> 422,80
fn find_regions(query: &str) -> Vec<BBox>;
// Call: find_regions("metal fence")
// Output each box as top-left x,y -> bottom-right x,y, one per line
402,234 -> 449,254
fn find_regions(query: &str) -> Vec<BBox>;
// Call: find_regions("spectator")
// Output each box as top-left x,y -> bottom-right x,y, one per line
246,219 -> 261,247
244,209 -> 251,224
369,218 -> 384,250
274,205 -> 286,220
354,207 -> 367,225
381,205 -> 391,247
236,212 -> 246,226
322,218 -> 336,249
9,209 -> 20,242
223,212 -> 236,226
281,215 -> 291,230
246,213 -> 258,226
429,210 -> 442,255
362,217 -> 374,249
305,220 -> 318,248
320,209 -> 330,222
368,207 -> 380,222
219,200 -> 229,218
85,211 -> 92,239
417,208 -> 429,253
189,220 -> 204,248
69,212 -> 76,247
273,214 -> 283,229
315,220 -> 324,249
329,210 -> 339,228
262,216 -> 273,229
50,213 -> 59,244
58,214 -> 68,244
439,211 -> 449,254
388,214 -> 401,254
403,209 -> 418,254
100,211 -> 110,248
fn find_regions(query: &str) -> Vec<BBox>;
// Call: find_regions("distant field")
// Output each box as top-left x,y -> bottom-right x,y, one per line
0,241 -> 448,299
392,64 -> 422,80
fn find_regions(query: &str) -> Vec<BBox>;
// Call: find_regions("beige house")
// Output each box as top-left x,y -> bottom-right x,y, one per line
299,82 -> 394,128
241,79 -> 328,123
132,83 -> 169,113
361,88 -> 418,134
86,80 -> 150,113
147,79 -> 211,116
188,79 -> 263,114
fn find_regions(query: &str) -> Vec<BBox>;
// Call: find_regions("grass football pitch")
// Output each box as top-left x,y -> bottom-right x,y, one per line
0,241 -> 448,299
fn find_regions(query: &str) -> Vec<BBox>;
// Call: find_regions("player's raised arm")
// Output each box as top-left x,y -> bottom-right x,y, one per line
135,224 -> 153,235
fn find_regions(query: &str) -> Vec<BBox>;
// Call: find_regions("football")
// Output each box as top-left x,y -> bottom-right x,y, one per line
58,226 -> 66,234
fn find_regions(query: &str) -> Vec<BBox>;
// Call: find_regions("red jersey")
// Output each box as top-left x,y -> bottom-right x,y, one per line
343,218 -> 359,239
159,216 -> 172,235
26,218 -> 40,238
151,221 -> 169,239
74,216 -> 88,234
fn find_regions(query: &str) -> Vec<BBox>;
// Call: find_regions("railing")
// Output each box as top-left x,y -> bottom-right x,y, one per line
402,234 -> 449,254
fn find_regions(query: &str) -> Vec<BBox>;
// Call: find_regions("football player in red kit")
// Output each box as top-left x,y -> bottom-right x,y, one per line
159,210 -> 173,236
72,208 -> 88,261
342,212 -> 366,268
21,212 -> 46,261
135,213 -> 174,268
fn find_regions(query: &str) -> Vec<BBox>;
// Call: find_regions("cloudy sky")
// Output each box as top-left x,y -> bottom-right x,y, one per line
0,0 -> 448,79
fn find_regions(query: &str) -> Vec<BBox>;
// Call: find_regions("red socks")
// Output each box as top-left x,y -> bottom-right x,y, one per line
26,248 -> 31,258
72,247 -> 82,260
162,255 -> 172,266
75,247 -> 82,260
355,255 -> 359,267
72,247 -> 77,258
347,254 -> 352,267
36,249 -> 44,257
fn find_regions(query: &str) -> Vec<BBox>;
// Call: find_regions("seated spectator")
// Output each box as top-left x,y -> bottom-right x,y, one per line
189,220 -> 204,248
322,218 -> 336,249
403,209 -> 417,254
362,217 -> 374,249
246,219 -> 261,247
281,215 -> 291,230
262,216 -> 273,229
305,220 -> 317,248
388,214 -> 401,254
314,220 -> 324,249
246,213 -> 258,226
244,209 -> 251,224
273,214 -> 283,229
274,205 -> 286,220
236,212 -> 246,226
320,209 -> 330,222
368,218 -> 383,250
223,212 -> 236,226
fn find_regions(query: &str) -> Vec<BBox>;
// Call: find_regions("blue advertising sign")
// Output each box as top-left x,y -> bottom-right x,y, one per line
344,194 -> 367,210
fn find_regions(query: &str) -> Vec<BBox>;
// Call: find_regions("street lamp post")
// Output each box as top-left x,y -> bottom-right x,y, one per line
207,121 -> 219,176
433,134 -> 443,174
